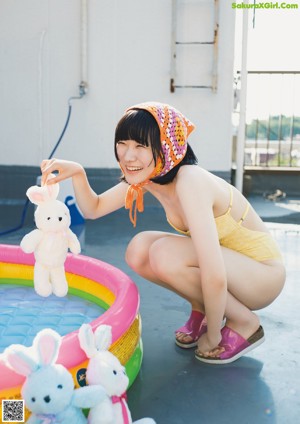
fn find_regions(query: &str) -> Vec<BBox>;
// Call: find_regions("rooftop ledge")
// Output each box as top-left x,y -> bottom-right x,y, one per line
244,166 -> 300,174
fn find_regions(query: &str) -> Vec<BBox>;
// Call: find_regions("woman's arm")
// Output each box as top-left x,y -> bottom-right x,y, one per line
176,167 -> 227,350
40,159 -> 127,219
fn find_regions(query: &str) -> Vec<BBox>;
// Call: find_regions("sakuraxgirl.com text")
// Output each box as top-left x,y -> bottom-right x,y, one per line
232,2 -> 298,8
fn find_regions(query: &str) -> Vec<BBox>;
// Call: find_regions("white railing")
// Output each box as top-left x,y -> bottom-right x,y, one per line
239,71 -> 300,168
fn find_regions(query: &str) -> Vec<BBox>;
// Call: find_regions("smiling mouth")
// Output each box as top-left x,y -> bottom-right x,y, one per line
126,166 -> 143,172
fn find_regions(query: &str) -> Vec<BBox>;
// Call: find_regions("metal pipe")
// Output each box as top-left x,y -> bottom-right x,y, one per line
235,4 -> 249,192
212,0 -> 219,92
170,0 -> 177,93
254,118 -> 259,166
175,41 -> 214,45
289,114 -> 295,166
278,114 -> 283,166
266,110 -> 271,166
80,0 -> 88,95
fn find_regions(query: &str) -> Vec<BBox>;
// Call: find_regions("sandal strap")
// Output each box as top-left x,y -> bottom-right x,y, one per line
195,325 -> 265,363
175,310 -> 206,337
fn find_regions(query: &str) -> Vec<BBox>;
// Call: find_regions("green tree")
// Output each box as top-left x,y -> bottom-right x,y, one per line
246,116 -> 300,141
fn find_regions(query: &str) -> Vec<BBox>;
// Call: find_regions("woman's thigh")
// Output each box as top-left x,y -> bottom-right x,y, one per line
145,234 -> 285,310
221,247 -> 285,310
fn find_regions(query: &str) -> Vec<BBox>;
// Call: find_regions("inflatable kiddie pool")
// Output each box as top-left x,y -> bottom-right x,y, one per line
0,244 -> 142,404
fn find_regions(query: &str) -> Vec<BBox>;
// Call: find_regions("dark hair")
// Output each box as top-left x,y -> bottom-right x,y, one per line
151,143 -> 198,185
114,108 -> 198,185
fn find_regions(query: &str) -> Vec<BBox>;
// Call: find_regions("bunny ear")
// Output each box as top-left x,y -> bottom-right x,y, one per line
34,329 -> 61,366
94,325 -> 112,352
4,345 -> 38,377
44,174 -> 60,200
78,324 -> 98,358
46,183 -> 59,200
26,175 -> 59,205
26,186 -> 47,206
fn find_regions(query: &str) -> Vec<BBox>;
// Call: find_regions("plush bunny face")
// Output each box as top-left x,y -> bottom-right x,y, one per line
26,181 -> 71,233
34,200 -> 71,232
21,364 -> 74,414
87,353 -> 129,397
79,324 -> 130,397
4,329 -> 77,416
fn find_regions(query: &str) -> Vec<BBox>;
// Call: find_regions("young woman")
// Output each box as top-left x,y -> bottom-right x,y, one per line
41,102 -> 286,364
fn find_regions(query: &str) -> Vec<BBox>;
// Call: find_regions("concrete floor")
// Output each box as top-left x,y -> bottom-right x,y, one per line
0,194 -> 299,424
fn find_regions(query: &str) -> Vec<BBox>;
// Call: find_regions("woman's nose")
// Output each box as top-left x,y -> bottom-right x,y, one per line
124,147 -> 136,161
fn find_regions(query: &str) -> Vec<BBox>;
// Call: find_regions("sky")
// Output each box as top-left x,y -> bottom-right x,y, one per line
246,6 -> 300,71
234,4 -> 300,120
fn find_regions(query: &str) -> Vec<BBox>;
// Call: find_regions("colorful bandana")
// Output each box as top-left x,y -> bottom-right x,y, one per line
123,102 -> 195,226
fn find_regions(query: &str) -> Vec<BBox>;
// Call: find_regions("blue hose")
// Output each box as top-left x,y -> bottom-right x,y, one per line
0,103 -> 73,236
48,104 -> 72,160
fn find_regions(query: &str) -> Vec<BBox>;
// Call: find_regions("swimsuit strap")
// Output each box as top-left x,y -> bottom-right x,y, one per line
227,185 -> 250,224
238,202 -> 250,224
227,185 -> 234,213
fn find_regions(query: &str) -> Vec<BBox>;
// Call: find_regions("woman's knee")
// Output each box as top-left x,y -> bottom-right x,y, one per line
125,232 -> 151,271
148,237 -> 173,278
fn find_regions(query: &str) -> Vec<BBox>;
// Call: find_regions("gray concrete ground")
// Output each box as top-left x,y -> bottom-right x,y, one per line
0,193 -> 299,424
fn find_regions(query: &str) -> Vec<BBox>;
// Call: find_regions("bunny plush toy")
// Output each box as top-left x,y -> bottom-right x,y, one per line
20,176 -> 81,297
4,328 -> 106,424
78,324 -> 156,424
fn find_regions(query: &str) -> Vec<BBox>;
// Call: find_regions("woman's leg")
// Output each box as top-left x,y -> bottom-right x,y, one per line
218,247 -> 285,340
125,231 -> 194,298
126,231 -> 285,343
126,231 -> 206,346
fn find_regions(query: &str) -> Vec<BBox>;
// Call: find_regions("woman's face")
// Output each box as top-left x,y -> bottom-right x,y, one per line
116,139 -> 155,184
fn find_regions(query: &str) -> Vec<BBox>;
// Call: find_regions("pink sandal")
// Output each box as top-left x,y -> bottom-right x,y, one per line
195,325 -> 265,364
175,310 -> 207,348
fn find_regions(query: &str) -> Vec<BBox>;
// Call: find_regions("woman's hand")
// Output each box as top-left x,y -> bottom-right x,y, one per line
196,332 -> 224,358
40,158 -> 84,186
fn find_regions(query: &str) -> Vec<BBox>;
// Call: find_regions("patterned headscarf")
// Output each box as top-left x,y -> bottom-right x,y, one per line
123,102 -> 195,226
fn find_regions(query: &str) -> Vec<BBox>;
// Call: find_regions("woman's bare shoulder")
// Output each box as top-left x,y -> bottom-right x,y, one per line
176,165 -> 216,190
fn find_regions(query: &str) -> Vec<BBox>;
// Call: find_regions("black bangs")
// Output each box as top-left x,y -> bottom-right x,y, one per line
114,109 -> 163,165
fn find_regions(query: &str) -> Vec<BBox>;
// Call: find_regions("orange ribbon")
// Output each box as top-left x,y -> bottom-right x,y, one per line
125,184 -> 145,227
122,157 -> 163,227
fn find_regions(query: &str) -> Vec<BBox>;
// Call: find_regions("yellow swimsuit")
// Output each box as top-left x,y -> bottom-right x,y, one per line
167,185 -> 282,262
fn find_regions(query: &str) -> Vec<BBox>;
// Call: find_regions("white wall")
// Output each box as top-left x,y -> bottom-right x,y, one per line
0,0 -> 235,172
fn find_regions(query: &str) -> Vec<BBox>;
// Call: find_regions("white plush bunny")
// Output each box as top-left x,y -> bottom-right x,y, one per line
20,176 -> 81,297
78,324 -> 156,424
4,328 -> 106,424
